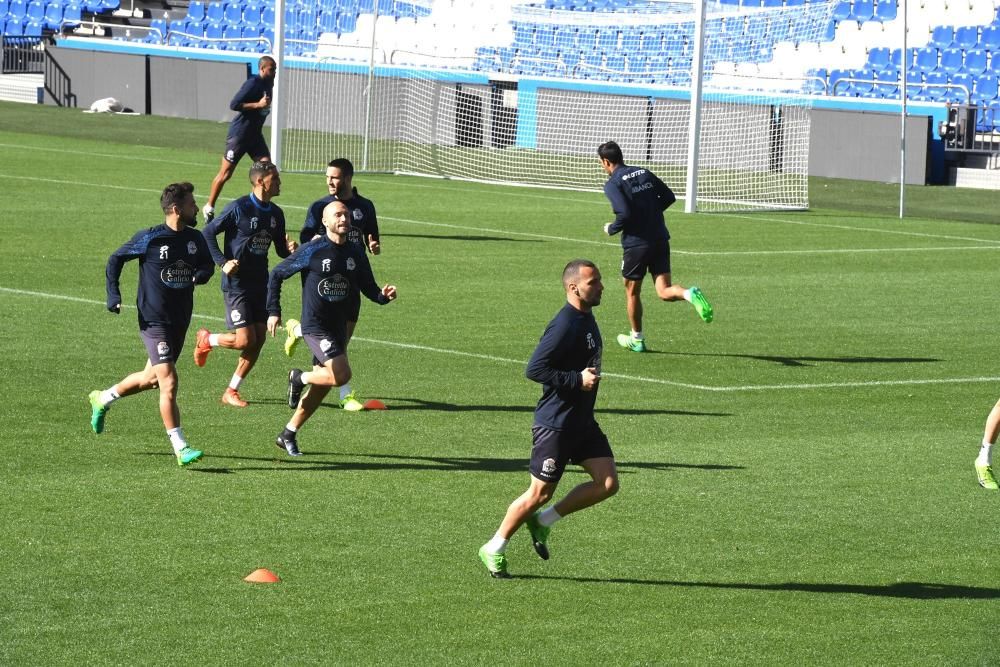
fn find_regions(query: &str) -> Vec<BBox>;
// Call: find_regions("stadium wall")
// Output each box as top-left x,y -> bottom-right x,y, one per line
44,38 -> 945,185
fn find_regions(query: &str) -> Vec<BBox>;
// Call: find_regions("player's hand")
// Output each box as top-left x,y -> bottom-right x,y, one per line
603,223 -> 612,235
580,367 -> 600,391
285,236 -> 299,253
260,93 -> 271,109
368,236 -> 380,255
381,284 -> 397,301
267,315 -> 282,337
222,259 -> 240,275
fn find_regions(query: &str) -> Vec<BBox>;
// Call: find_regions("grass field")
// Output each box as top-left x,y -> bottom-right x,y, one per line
3,100 -> 1000,664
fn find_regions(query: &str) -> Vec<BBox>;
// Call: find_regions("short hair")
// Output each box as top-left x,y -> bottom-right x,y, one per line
597,141 -> 624,165
327,158 -> 354,178
563,258 -> 597,288
258,55 -> 276,70
249,160 -> 276,182
160,182 -> 194,213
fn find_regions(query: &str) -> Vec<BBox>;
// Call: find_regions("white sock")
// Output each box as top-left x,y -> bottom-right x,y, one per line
167,427 -> 187,453
538,506 -> 562,527
340,383 -> 352,400
300,371 -> 313,385
977,441 -> 993,466
209,333 -> 221,347
285,422 -> 298,433
99,387 -> 121,406
292,322 -> 302,338
485,532 -> 509,554
228,374 -> 243,391
682,288 -> 693,302
631,330 -> 643,340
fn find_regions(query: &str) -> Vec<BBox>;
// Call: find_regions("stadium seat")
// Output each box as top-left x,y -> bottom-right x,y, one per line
23,18 -> 40,35
243,4 -> 261,26
952,71 -> 975,102
147,17 -> 166,42
803,67 -> 827,93
964,48 -> 988,75
828,67 -> 851,95
831,1 -> 852,22
5,18 -> 24,35
914,47 -> 938,73
186,0 -> 205,23
981,25 -> 1000,51
43,2 -> 62,30
873,67 -> 899,97
929,25 -> 953,50
336,11 -> 355,33
223,2 -> 241,25
924,70 -> 949,100
850,67 -> 875,96
852,0 -> 874,22
889,47 -> 905,69
206,1 -> 223,24
939,47 -> 964,74
261,5 -> 274,27
873,0 -> 896,21
25,0 -> 42,23
975,73 -> 999,103
953,25 -> 979,51
868,46 -> 890,69
975,105 -> 994,132
62,3 -> 80,26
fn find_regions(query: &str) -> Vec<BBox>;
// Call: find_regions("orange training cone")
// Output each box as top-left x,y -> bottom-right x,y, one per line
363,399 -> 387,410
244,568 -> 281,583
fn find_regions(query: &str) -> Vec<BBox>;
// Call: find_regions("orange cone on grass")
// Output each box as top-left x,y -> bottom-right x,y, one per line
244,568 -> 281,583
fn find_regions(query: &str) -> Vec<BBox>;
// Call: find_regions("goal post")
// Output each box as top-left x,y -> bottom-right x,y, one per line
272,0 -> 836,212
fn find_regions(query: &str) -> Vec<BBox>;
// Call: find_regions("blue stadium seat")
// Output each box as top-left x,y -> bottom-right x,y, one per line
204,20 -> 222,43
924,70 -> 949,100
802,68 -> 827,94
964,48 -> 988,75
23,18 -> 40,35
597,28 -> 618,50
952,71 -> 974,101
336,11 -> 355,32
873,67 -> 898,97
929,25 -> 953,50
850,67 -> 875,96
223,2 -> 241,25
889,47 -> 905,69
146,17 -> 166,41
206,1 -> 223,24
186,0 -> 204,22
243,4 -> 261,26
25,0 -> 42,22
939,47 -> 964,74
831,1 -> 852,22
981,25 -> 1000,51
5,17 -> 24,35
0,0 -> 8,16
975,73 -> 999,103
62,3 -> 80,26
828,67 -> 851,95
953,25 -> 978,51
868,46 -> 890,69
261,5 -> 273,26
873,0 -> 896,21
318,8 -> 336,31
43,2 -> 62,30
914,47 -> 938,73
853,0 -> 874,22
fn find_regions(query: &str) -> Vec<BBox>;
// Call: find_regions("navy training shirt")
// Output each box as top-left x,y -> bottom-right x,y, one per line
227,75 -> 272,140
203,193 -> 290,292
525,303 -> 603,432
299,189 -> 380,249
267,235 -> 389,336
603,164 -> 676,248
105,224 -> 215,327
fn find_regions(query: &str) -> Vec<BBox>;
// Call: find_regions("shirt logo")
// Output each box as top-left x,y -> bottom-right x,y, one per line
159,245 -> 169,260
320,338 -> 332,352
321,259 -> 332,273
160,260 -> 195,288
542,458 -> 557,475
346,257 -> 356,271
225,149 -> 235,161
230,309 -> 242,323
270,217 -> 277,229
317,274 -> 349,302
249,217 -> 259,230
249,231 -> 271,256
187,241 -> 198,255
353,209 -> 362,221
157,341 -> 170,358
586,333 -> 596,350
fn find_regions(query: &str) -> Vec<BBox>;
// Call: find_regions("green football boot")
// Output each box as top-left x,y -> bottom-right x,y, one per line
689,286 -> 714,323
284,319 -> 301,357
89,390 -> 109,434
976,462 -> 999,490
478,545 -> 511,579
340,393 -> 365,412
525,513 -> 551,560
176,446 -> 204,467
616,333 -> 647,353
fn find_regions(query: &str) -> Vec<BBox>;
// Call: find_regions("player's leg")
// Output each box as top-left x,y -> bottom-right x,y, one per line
337,317 -> 364,411
88,360 -> 160,434
221,323 -> 267,407
652,242 -> 713,323
205,155 -> 238,220
617,247 -> 648,352
541,425 -> 618,531
976,398 -> 1000,490
480,475 -> 557,578
278,356 -> 347,456
151,361 -> 203,466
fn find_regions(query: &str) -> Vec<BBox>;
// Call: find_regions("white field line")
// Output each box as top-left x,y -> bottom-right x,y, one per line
2,286 -> 996,393
6,173 -> 999,257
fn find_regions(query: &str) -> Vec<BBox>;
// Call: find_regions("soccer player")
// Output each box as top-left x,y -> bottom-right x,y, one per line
265,200 -> 397,456
478,259 -> 618,579
88,182 -> 215,467
284,157 -> 381,412
975,399 -> 1000,490
193,161 -> 297,407
203,56 -> 276,222
598,140 -> 714,353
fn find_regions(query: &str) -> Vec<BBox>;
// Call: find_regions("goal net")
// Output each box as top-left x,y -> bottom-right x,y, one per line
276,0 -> 836,212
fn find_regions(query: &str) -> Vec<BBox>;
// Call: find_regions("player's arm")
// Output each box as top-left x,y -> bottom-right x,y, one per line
104,229 -> 147,313
192,231 -> 216,285
202,206 -> 234,266
230,77 -> 263,111
525,319 -> 581,390
266,243 -> 314,331
355,251 -> 394,304
603,180 -> 631,236
300,202 -> 322,245
273,213 -> 295,258
651,173 -> 677,211
365,199 -> 381,255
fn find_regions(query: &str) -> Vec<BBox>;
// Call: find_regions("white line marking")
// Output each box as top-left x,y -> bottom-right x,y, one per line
0,141 -> 208,167
2,286 -> 992,393
727,214 -> 1000,246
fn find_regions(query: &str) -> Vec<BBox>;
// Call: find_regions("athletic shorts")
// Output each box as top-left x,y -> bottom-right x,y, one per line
223,289 -> 267,329
139,322 -> 187,366
304,329 -> 347,365
621,240 -> 671,281
224,133 -> 270,165
529,422 -> 614,483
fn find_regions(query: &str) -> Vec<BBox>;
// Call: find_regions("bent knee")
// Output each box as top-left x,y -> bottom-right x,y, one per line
603,477 -> 620,498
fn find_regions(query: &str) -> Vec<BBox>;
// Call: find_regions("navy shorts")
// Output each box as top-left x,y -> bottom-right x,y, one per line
621,240 -> 671,281
304,329 -> 347,365
224,133 -> 270,165
223,289 -> 267,329
529,422 -> 614,483
139,322 -> 187,366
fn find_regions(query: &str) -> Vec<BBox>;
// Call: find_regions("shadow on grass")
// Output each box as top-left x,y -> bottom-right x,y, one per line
145,451 -> 743,475
665,351 -> 940,368
369,397 -> 731,417
513,575 -> 1000,599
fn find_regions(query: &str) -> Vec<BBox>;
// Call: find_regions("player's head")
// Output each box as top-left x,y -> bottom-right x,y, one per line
249,160 -> 280,198
322,200 -> 351,236
563,259 -> 603,309
258,56 -> 276,80
326,158 -> 355,197
160,182 -> 197,225
597,141 -> 623,175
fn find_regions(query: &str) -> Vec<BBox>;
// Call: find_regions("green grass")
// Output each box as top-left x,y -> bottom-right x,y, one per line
3,100 -> 999,664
